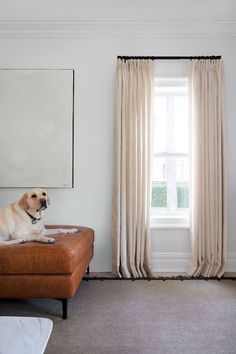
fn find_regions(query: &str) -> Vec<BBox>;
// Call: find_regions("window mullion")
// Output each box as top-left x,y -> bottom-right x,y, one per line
166,95 -> 177,213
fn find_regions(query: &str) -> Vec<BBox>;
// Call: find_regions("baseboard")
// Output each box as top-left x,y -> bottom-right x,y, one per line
151,252 -> 191,272
90,252 -> 236,273
90,252 -> 191,273
226,253 -> 236,272
151,252 -> 236,272
90,253 -> 112,272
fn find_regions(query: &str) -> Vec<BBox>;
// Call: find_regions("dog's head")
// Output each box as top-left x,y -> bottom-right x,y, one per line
19,188 -> 50,212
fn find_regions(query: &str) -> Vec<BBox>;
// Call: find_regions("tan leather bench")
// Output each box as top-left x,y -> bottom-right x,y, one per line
0,225 -> 94,319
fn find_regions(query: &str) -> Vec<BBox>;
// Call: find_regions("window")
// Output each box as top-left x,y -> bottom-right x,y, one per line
151,78 -> 189,227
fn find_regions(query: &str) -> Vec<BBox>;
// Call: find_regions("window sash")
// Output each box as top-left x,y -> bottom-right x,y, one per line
151,77 -> 189,226
153,152 -> 188,158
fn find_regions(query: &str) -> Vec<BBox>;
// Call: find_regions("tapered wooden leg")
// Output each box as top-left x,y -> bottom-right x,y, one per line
62,299 -> 68,319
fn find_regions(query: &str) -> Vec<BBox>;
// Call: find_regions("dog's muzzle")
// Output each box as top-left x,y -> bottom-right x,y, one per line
40,198 -> 47,209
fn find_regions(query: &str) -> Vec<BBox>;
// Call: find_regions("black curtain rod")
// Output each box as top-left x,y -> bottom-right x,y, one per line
117,55 -> 221,61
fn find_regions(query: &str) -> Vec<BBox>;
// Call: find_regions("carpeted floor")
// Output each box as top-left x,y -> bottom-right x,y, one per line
0,279 -> 236,354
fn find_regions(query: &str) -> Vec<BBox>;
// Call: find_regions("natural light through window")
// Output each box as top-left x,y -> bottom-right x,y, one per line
151,77 -> 189,227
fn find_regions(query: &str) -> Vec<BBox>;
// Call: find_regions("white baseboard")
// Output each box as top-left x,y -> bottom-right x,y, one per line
90,252 -> 190,273
151,252 -> 190,272
90,254 -> 112,272
151,252 -> 236,273
226,253 -> 236,272
90,252 -> 236,273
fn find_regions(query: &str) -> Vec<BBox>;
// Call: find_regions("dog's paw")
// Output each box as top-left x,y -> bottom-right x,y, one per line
67,228 -> 79,234
47,237 -> 55,244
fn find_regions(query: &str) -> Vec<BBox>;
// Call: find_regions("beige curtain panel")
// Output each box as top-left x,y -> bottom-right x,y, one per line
188,59 -> 227,278
112,59 -> 154,278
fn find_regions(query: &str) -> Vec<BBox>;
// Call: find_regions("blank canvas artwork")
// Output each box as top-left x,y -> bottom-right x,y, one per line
0,69 -> 74,188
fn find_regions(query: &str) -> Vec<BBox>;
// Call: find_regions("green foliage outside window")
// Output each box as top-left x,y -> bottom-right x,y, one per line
177,182 -> 189,208
151,182 -> 167,208
151,182 -> 189,209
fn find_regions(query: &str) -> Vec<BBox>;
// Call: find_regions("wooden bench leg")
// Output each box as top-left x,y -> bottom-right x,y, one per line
62,299 -> 68,320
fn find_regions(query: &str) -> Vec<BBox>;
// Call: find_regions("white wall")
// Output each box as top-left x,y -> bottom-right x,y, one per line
0,0 -> 235,272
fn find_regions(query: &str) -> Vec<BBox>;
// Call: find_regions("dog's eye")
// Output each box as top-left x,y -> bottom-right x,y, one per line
42,192 -> 46,196
31,194 -> 37,198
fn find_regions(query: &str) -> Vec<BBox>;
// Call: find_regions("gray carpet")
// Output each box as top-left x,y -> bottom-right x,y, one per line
0,279 -> 236,354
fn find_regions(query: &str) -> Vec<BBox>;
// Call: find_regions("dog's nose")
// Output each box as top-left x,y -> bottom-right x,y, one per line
40,198 -> 47,207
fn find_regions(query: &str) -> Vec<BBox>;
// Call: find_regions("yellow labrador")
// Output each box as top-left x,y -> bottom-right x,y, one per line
0,188 -> 78,246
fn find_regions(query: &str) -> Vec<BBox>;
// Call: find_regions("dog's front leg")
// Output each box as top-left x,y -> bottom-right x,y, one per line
0,237 -> 29,246
12,233 -> 55,244
45,228 -> 79,235
31,233 -> 55,244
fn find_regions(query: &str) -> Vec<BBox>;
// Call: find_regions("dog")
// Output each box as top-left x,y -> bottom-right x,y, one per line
0,188 -> 78,246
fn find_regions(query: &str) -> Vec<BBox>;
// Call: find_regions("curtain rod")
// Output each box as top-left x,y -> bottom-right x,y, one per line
117,55 -> 221,61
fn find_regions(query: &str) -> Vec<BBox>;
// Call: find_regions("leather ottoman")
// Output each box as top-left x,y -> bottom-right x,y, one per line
0,225 -> 94,319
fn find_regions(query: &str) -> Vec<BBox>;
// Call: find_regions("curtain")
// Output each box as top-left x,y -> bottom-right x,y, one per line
188,59 -> 227,278
112,59 -> 154,278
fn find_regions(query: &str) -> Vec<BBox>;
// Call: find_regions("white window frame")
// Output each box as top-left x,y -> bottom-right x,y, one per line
151,77 -> 190,228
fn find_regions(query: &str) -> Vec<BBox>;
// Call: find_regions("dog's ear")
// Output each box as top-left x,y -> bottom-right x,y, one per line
19,193 -> 30,210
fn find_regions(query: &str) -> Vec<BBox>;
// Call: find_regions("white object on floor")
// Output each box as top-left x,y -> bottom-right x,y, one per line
0,316 -> 53,354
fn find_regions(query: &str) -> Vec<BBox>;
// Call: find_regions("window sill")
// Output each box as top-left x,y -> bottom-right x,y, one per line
151,216 -> 190,229
151,224 -> 190,229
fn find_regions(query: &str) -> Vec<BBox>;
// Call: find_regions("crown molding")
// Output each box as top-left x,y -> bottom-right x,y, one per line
0,19 -> 235,38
